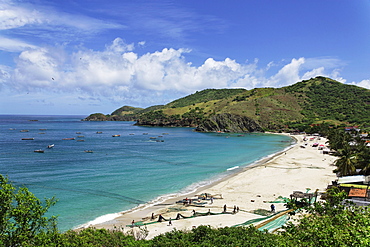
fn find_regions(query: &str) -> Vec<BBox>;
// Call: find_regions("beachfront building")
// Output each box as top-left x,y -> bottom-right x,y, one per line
336,175 -> 370,206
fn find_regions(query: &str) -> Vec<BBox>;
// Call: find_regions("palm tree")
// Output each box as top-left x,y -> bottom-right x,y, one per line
356,147 -> 370,175
334,145 -> 358,176
326,129 -> 352,151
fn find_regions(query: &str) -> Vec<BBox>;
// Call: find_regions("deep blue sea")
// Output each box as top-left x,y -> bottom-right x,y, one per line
0,115 -> 293,231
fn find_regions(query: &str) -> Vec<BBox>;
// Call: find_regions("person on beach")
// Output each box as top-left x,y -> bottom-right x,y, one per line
168,218 -> 172,226
233,205 -> 237,214
192,209 -> 196,216
271,204 -> 275,213
151,213 -> 155,220
223,204 -> 227,213
131,220 -> 135,227
210,197 -> 213,204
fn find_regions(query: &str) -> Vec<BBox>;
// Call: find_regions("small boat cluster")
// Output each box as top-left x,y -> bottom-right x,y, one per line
14,127 -> 168,154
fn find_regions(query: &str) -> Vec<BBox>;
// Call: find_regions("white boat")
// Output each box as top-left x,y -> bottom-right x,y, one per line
47,144 -> 54,148
34,149 -> 44,153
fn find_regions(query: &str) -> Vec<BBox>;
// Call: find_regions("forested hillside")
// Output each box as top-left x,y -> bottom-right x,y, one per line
85,77 -> 370,132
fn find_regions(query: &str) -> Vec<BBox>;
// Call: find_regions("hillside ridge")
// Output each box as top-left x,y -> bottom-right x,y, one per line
84,77 -> 370,132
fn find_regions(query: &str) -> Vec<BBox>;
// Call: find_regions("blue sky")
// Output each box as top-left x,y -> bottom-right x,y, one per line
1,0 -> 370,115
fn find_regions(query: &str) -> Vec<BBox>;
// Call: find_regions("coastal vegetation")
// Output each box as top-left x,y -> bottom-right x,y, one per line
326,128 -> 370,177
0,175 -> 58,247
84,76 -> 370,132
2,165 -> 370,246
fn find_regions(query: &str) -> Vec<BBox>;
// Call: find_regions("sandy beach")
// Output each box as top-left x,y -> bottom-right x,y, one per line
88,134 -> 337,239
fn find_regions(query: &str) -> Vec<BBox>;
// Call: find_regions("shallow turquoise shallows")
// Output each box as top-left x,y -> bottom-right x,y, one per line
0,115 -> 293,231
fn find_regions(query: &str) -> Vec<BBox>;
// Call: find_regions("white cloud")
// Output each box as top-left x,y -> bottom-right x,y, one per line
0,0 -> 123,32
0,36 -> 37,52
351,79 -> 370,89
106,38 -> 134,53
0,1 -> 44,30
11,47 -> 63,90
0,64 -> 11,91
269,58 -> 305,86
0,0 -> 124,53
138,41 -> 146,47
0,37 -> 352,107
302,57 -> 346,70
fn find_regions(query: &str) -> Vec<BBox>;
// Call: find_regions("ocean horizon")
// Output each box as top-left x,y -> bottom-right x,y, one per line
0,115 -> 294,231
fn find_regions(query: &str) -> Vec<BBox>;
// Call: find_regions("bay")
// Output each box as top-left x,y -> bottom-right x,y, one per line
0,115 -> 293,231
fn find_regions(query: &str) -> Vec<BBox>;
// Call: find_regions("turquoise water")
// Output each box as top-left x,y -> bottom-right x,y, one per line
0,115 -> 293,231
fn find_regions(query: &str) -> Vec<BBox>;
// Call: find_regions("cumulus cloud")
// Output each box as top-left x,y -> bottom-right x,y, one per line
351,79 -> 370,89
0,37 -> 354,107
269,58 -> 305,85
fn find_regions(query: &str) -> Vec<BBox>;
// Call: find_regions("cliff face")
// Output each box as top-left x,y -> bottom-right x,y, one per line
196,113 -> 263,133
134,113 -> 262,133
134,118 -> 199,128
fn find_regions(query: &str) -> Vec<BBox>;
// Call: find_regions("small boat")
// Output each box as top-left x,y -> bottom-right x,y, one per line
84,150 -> 93,153
96,131 -> 103,134
20,130 -> 29,132
34,149 -> 44,153
39,129 -> 47,131
47,144 -> 54,148
76,132 -> 82,134
77,135 -> 84,138
21,138 -> 34,140
112,134 -> 120,137
62,138 -> 75,140
143,133 -> 148,135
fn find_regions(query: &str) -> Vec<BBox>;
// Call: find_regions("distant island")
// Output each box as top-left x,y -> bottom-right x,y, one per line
84,76 -> 370,133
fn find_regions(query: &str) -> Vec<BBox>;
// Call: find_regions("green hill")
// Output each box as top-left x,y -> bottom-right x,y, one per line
111,106 -> 143,116
166,88 -> 246,108
84,77 -> 370,132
